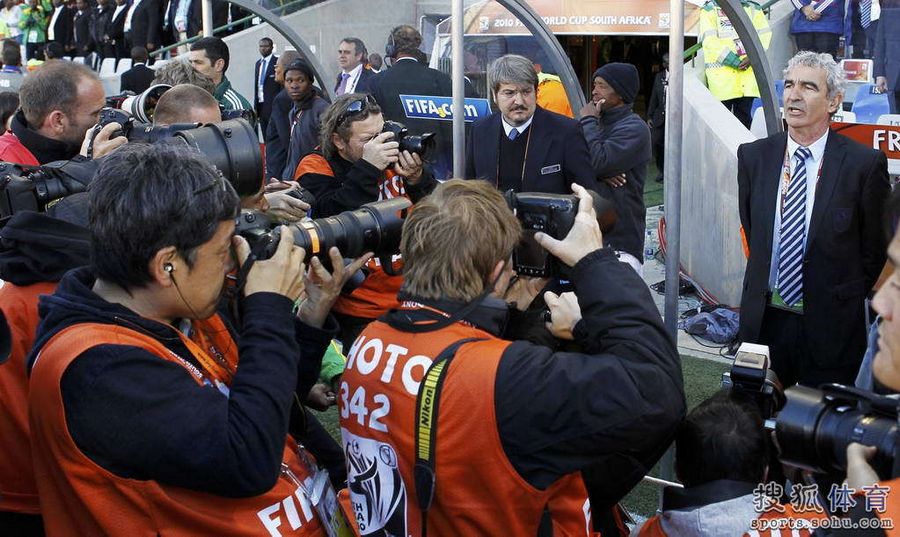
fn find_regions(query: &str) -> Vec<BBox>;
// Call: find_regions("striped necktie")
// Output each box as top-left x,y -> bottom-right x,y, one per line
860,0 -> 872,29
778,146 -> 813,307
508,128 -> 519,141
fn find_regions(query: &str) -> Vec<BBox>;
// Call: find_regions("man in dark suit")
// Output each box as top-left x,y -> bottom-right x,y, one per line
186,0 -> 226,39
333,37 -> 375,96
72,0 -> 94,58
120,46 -> 154,93
105,0 -> 128,62
90,0 -> 114,63
874,5 -> 899,113
646,53 -> 668,183
128,0 -> 162,59
738,51 -> 890,388
254,37 -> 279,136
46,0 -> 75,56
464,54 -> 598,195
371,25 -> 468,180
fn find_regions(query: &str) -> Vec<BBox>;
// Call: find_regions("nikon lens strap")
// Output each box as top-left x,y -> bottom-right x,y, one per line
414,337 -> 486,537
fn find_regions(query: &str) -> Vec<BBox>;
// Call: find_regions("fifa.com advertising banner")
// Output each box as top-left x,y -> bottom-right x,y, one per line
462,0 -> 704,36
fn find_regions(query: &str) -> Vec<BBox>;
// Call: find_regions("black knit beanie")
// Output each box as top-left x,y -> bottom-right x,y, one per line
592,62 -> 640,103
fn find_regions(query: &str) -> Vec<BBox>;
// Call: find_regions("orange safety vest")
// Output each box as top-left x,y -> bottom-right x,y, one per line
339,311 -> 593,536
295,153 -> 406,319
28,320 -> 328,537
876,477 -> 900,537
0,281 -> 56,514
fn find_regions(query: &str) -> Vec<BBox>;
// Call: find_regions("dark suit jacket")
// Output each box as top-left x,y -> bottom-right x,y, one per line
254,54 -> 279,125
333,65 -> 376,95
646,70 -> 666,128
187,0 -> 226,38
48,5 -> 75,50
106,4 -> 127,43
464,106 -> 599,194
89,5 -> 113,49
874,8 -> 900,88
73,9 -> 93,55
737,130 -> 890,368
120,63 -> 154,93
130,0 -> 162,50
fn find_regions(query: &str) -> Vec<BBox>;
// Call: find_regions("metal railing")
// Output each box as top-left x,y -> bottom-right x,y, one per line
150,0 -> 315,57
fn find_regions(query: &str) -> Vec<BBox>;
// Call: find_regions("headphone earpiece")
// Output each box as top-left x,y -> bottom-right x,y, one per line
385,30 -> 396,59
164,263 -> 174,273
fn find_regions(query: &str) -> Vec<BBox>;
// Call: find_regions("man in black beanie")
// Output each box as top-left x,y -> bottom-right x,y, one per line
579,62 -> 651,275
282,58 -> 329,180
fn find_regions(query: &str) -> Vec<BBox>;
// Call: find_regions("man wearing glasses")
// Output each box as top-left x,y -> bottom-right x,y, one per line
295,93 -> 437,345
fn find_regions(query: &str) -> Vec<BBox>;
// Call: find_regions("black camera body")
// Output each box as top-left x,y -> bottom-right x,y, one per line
234,197 -> 411,274
0,157 -> 99,217
96,107 -> 202,144
505,190 -> 615,278
1,118 -> 263,217
775,384 -> 900,479
722,342 -> 785,420
382,120 -> 435,158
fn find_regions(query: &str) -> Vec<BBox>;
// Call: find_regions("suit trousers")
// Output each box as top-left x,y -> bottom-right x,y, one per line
758,304 -> 861,388
794,32 -> 840,58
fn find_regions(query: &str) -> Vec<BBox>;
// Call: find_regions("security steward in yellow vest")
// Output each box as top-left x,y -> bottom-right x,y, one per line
699,0 -> 772,128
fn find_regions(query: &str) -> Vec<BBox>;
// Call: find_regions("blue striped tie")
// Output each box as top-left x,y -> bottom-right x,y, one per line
860,0 -> 872,29
778,146 -> 813,307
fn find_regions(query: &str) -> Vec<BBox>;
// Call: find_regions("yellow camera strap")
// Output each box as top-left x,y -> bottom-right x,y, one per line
413,337 -> 486,537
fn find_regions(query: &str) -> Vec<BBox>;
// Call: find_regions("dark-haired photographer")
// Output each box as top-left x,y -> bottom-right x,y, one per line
0,61 -> 125,166
634,389 -> 827,536
26,143 -> 366,536
295,92 -> 436,345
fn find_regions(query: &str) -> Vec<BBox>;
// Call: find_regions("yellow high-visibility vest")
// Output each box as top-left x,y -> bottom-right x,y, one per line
699,0 -> 772,101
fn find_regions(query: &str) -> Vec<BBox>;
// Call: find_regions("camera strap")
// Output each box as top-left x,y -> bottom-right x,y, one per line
414,336 -> 486,537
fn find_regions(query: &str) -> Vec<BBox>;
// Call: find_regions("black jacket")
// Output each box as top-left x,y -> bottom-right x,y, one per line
264,89 -> 291,181
130,0 -> 162,50
580,104 -> 652,261
254,53 -> 279,125
73,8 -> 93,55
120,63 -> 154,93
296,151 -> 437,218
383,248 -> 685,500
647,69 -> 667,128
105,3 -> 127,43
89,4 -> 112,49
0,211 -> 89,286
370,58 -> 464,179
466,106 -> 599,194
27,267 -> 337,497
48,5 -> 75,50
738,130 -> 890,369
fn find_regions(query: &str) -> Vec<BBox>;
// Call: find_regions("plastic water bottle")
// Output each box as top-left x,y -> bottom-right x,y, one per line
644,229 -> 655,261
